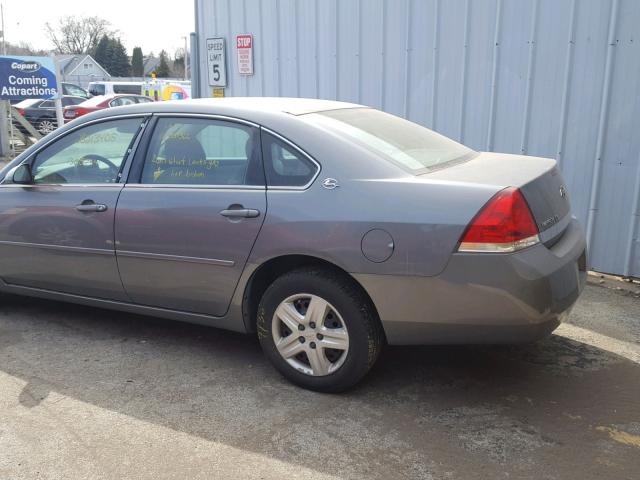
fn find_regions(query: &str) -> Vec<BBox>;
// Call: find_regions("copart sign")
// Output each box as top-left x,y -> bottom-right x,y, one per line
0,56 -> 58,100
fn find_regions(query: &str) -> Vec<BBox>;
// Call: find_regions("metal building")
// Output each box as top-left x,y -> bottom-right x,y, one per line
193,0 -> 640,277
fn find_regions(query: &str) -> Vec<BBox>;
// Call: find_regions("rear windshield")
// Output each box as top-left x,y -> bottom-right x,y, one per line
308,108 -> 474,173
14,99 -> 40,108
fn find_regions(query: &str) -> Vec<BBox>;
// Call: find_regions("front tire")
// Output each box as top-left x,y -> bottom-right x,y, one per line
257,267 -> 383,392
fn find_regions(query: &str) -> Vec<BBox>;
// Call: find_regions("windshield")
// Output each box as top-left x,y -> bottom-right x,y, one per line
88,83 -> 105,96
14,98 -> 40,109
64,83 -> 89,98
308,108 -> 474,172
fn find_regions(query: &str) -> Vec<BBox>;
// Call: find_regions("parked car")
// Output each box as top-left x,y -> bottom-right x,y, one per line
0,98 -> 587,392
88,81 -> 143,96
13,96 -> 87,135
61,82 -> 91,99
63,94 -> 154,122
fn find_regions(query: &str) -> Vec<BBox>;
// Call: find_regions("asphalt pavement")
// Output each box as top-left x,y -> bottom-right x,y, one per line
0,282 -> 639,480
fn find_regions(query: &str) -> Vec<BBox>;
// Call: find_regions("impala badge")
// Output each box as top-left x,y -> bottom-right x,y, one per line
322,178 -> 340,190
540,215 -> 560,230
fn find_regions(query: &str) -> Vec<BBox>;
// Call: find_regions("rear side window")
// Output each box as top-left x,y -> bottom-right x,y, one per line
261,132 -> 318,187
110,96 -> 137,107
140,117 -> 264,186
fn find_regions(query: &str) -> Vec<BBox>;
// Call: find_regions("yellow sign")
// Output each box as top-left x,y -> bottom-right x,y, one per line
212,87 -> 225,98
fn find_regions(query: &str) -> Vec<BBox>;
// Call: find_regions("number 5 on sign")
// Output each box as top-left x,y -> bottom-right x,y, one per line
206,37 -> 227,87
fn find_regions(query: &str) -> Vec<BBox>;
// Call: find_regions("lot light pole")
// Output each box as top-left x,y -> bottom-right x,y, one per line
1,3 -> 5,55
182,36 -> 188,80
51,54 -> 64,129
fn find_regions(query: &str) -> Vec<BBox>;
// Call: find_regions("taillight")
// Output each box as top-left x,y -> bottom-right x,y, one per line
16,108 -> 25,116
64,109 -> 78,118
457,187 -> 540,253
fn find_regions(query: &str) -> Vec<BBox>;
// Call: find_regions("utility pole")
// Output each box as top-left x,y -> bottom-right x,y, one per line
1,3 -> 6,55
0,3 -> 9,158
183,36 -> 188,80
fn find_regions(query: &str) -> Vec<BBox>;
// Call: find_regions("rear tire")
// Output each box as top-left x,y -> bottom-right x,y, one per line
257,267 -> 383,392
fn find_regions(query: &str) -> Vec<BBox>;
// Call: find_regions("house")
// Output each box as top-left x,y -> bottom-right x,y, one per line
55,54 -> 111,88
143,56 -> 161,77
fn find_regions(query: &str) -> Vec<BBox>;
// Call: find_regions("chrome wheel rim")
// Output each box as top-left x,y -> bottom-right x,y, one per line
272,294 -> 349,376
39,120 -> 55,134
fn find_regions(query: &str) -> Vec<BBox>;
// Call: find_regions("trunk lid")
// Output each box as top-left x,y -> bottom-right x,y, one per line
423,152 -> 571,244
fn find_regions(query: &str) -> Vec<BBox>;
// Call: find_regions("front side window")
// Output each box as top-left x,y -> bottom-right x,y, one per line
261,132 -> 318,187
140,117 -> 263,186
31,118 -> 142,184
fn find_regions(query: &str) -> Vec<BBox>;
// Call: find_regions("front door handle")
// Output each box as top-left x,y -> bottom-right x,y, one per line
219,208 -> 260,218
76,202 -> 108,213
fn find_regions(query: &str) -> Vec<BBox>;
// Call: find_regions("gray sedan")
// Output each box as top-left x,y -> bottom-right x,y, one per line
0,98 -> 586,392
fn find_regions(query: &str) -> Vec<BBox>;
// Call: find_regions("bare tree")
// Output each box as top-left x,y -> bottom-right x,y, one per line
45,15 -> 114,54
6,41 -> 48,56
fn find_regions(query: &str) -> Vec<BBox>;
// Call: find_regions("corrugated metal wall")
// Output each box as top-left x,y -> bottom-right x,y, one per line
195,0 -> 640,277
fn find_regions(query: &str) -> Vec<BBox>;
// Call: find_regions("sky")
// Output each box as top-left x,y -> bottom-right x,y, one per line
2,0 -> 194,56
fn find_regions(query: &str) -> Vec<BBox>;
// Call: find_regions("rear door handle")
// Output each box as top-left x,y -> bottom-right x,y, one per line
76,203 -> 108,213
219,208 -> 260,218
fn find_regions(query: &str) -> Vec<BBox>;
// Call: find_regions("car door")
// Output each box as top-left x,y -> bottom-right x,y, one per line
115,115 -> 267,316
0,116 -> 147,300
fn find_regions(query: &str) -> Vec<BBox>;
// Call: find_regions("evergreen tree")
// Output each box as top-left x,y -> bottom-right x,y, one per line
93,35 -> 110,70
131,47 -> 144,77
105,38 -> 131,77
155,50 -> 171,78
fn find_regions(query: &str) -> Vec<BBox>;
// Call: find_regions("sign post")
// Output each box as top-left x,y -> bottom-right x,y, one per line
0,55 -> 60,154
51,54 -> 64,129
0,56 -> 59,101
206,37 -> 227,88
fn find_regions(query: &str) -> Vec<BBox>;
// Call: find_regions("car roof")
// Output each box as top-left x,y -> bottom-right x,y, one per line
88,81 -> 143,85
187,97 -> 363,115
86,97 -> 364,119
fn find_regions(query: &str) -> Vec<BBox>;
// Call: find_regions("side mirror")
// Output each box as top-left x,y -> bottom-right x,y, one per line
11,164 -> 33,184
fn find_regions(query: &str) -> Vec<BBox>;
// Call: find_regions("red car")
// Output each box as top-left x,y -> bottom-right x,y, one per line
63,94 -> 154,122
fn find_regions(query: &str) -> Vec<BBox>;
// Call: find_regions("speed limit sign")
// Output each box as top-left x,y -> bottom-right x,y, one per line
206,37 -> 227,87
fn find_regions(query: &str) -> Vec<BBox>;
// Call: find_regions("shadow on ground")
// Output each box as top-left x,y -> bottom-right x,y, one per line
1,293 -> 638,479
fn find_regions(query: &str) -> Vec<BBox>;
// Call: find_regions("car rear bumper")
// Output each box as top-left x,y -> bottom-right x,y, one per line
354,217 -> 587,345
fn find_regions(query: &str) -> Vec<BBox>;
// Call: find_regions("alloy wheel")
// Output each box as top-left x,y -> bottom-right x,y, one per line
38,120 -> 56,134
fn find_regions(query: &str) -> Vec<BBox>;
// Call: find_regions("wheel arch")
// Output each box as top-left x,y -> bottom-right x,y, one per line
241,254 -> 383,338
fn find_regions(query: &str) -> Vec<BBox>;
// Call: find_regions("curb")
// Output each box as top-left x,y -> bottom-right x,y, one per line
587,271 -> 640,298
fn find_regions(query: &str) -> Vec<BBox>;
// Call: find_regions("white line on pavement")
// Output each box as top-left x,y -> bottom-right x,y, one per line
555,323 -> 640,365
